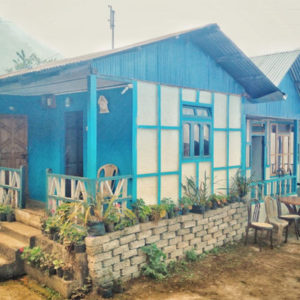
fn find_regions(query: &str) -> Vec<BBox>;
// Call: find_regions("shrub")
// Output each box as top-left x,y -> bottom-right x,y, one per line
185,249 -> 198,262
141,244 -> 168,280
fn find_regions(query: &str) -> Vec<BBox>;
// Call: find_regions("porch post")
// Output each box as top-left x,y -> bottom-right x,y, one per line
87,74 -> 98,178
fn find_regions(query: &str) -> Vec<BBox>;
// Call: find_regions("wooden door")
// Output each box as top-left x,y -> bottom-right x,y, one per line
0,115 -> 28,169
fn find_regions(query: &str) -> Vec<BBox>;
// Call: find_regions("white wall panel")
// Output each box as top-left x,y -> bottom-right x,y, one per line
229,95 -> 241,128
199,91 -> 212,104
182,88 -> 196,102
266,167 -> 270,180
214,131 -> 227,167
137,177 -> 158,205
214,93 -> 227,128
137,82 -> 157,125
161,175 -> 179,204
229,132 -> 241,166
228,168 -> 239,188
137,129 -> 158,174
161,86 -> 179,126
214,170 -> 227,195
199,162 -> 211,194
161,130 -> 179,172
182,163 -> 196,187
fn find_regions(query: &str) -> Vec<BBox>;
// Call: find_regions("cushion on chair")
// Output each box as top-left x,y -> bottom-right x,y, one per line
251,222 -> 273,229
279,214 -> 300,219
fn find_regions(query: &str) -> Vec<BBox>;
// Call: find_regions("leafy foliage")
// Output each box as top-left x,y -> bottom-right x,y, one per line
185,249 -> 198,262
141,244 -> 168,280
230,169 -> 254,199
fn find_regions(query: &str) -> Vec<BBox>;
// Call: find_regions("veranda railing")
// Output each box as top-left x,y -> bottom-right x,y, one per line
250,175 -> 297,201
46,169 -> 132,213
0,166 -> 26,208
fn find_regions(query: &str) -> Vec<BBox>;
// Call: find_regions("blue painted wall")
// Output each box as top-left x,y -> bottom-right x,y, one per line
244,72 -> 300,119
96,88 -> 132,176
93,37 -> 244,95
0,90 -> 132,202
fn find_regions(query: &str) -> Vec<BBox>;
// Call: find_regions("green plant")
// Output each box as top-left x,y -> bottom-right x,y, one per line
63,223 -> 87,246
161,198 -> 176,214
185,249 -> 198,262
103,198 -> 122,225
53,259 -> 65,270
132,198 -> 151,219
179,196 -> 192,209
149,204 -> 167,223
141,244 -> 168,280
230,169 -> 254,200
114,208 -> 138,230
21,246 -> 44,267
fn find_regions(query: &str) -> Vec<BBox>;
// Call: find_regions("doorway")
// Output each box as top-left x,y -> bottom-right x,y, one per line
251,136 -> 264,181
65,111 -> 83,177
0,115 -> 28,169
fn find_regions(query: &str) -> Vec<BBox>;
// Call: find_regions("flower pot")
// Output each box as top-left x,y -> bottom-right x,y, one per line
105,223 -> 115,233
139,216 -> 149,223
6,213 -> 15,222
56,268 -> 63,278
63,270 -> 73,281
0,213 -> 6,221
168,211 -> 175,219
191,205 -> 205,214
74,243 -> 86,253
88,222 -> 106,236
49,267 -> 56,276
101,287 -> 113,299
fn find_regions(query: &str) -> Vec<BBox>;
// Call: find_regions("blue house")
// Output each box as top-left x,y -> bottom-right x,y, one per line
0,24 -> 297,210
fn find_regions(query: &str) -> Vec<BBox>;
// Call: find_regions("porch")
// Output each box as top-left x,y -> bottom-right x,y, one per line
0,66 -> 134,209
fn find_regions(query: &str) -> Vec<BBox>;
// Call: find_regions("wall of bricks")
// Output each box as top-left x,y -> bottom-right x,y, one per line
85,202 -> 247,285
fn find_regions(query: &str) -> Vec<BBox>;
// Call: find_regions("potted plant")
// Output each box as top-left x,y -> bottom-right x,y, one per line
63,263 -> 73,281
84,193 -> 107,236
230,170 -> 254,204
179,196 -> 192,215
149,204 -> 167,223
63,223 -> 87,253
4,206 -> 15,222
131,199 -> 151,223
53,259 -> 64,277
114,208 -> 138,230
0,205 -> 7,221
161,198 -> 176,218
103,200 -> 121,232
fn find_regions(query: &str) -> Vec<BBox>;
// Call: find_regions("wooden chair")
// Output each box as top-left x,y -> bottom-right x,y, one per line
96,164 -> 118,197
265,196 -> 289,244
277,197 -> 300,240
245,200 -> 273,250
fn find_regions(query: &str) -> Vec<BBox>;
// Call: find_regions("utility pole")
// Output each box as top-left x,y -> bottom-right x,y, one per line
108,5 -> 115,49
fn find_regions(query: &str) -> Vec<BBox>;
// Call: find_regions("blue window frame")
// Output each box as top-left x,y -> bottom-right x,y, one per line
182,105 -> 212,159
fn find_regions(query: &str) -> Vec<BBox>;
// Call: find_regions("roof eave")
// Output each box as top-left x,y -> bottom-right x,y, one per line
249,90 -> 286,103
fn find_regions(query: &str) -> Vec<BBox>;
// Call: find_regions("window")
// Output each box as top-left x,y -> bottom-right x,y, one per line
270,123 -> 294,175
182,105 -> 211,158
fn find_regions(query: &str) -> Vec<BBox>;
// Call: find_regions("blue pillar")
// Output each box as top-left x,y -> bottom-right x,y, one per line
86,75 -> 97,178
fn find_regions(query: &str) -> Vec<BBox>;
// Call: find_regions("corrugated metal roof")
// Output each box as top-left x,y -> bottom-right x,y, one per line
251,50 -> 300,86
290,55 -> 300,96
0,23 -> 284,101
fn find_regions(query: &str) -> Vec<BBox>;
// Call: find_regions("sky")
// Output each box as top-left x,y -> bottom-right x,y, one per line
0,0 -> 299,59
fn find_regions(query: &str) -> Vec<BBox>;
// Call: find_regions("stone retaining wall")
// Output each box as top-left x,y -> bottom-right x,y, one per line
86,202 -> 247,285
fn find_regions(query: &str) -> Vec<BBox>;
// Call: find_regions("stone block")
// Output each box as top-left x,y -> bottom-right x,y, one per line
213,231 -> 223,239
113,259 -> 131,271
103,239 -> 120,252
107,231 -> 122,240
167,218 -> 178,225
176,241 -> 189,249
195,230 -> 207,238
119,234 -> 136,245
183,233 -> 195,241
162,231 -> 176,240
168,223 -> 181,232
122,224 -> 141,235
169,248 -> 184,259
113,244 -> 129,256
182,221 -> 196,229
192,225 -> 203,233
129,239 -> 145,250
145,234 -> 160,244
202,234 -> 212,242
163,245 -> 177,254
136,230 -> 152,240
88,251 -> 112,263
121,249 -> 138,260
152,226 -> 167,235
204,244 -> 214,252
179,214 -> 194,222
207,238 -> 217,245
207,226 -> 218,234
156,239 -> 168,248
85,235 -> 110,247
140,222 -> 156,231
177,228 -> 191,236
131,255 -> 146,266
196,218 -> 208,225
103,256 -> 120,267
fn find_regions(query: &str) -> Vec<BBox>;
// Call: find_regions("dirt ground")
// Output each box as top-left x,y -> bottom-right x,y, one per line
0,236 -> 299,300
112,236 -> 300,300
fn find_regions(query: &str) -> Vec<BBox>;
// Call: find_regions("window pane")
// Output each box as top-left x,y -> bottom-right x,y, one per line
203,124 -> 210,156
271,129 -> 276,156
278,136 -> 283,154
196,108 -> 209,117
183,107 -> 194,116
246,144 -> 251,168
183,123 -> 190,157
271,155 -> 276,174
283,136 -> 289,154
194,124 -> 200,156
290,131 -> 294,155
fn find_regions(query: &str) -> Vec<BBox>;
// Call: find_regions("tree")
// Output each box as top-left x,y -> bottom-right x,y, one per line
6,49 -> 55,73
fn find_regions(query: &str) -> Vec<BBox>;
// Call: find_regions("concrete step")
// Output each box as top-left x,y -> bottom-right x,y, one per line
0,254 -> 24,280
15,208 -> 43,229
0,232 -> 27,261
0,221 -> 41,246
